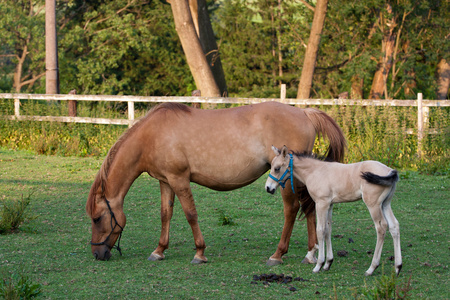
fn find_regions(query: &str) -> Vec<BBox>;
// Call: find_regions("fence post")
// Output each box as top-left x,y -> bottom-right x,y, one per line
14,98 -> 20,118
280,84 -> 286,102
128,101 -> 135,127
417,93 -> 424,156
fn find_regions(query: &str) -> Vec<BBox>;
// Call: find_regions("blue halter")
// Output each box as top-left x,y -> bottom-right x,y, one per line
268,153 -> 295,194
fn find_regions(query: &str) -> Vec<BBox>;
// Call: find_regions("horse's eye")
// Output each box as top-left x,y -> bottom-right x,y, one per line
274,167 -> 280,173
93,217 -> 102,224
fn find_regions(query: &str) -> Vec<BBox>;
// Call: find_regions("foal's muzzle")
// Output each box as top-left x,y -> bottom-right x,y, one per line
266,186 -> 276,194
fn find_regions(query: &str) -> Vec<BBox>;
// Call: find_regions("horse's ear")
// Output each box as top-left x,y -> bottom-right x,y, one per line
281,145 -> 288,157
272,145 -> 280,155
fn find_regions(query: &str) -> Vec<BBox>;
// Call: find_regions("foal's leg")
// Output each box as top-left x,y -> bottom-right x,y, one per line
149,181 -> 175,261
365,200 -> 388,276
267,184 -> 300,266
313,201 -> 329,273
382,198 -> 402,275
323,204 -> 334,271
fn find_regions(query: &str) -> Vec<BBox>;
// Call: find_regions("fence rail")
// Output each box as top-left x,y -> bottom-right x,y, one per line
1,92 -> 449,154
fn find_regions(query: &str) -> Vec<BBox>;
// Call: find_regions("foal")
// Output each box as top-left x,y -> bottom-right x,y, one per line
265,146 -> 402,276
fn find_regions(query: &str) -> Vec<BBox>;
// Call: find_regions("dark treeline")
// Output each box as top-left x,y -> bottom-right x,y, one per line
0,0 -> 449,99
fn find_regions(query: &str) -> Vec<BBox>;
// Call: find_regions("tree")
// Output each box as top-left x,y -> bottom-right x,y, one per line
45,0 -> 59,94
169,0 -> 220,97
0,0 -> 46,93
58,0 -> 192,96
189,0 -> 227,96
297,0 -> 328,99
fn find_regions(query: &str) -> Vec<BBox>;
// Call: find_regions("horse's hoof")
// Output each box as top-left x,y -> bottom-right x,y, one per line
148,253 -> 164,261
301,256 -> 317,264
364,271 -> 372,276
191,257 -> 208,264
266,258 -> 283,266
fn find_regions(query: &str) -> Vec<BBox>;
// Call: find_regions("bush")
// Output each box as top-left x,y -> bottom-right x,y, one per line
0,271 -> 42,299
352,266 -> 412,299
0,194 -> 35,234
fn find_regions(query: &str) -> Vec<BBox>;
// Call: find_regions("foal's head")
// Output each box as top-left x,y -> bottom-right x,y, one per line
265,145 -> 292,194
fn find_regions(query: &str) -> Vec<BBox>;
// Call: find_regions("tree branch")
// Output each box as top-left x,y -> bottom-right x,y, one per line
296,0 -> 315,12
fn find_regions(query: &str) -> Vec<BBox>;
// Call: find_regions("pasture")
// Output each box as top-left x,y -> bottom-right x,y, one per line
0,148 -> 448,299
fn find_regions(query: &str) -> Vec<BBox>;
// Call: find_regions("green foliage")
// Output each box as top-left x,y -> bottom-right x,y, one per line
0,193 -> 35,234
352,266 -> 412,299
217,210 -> 236,226
0,271 -> 42,299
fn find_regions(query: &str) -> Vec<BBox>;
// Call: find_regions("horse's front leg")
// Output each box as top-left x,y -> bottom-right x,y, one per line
149,181 -> 175,261
170,178 -> 207,264
267,184 -> 300,266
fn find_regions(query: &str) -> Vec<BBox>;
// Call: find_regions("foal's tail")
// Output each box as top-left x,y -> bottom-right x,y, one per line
303,108 -> 347,162
361,170 -> 399,186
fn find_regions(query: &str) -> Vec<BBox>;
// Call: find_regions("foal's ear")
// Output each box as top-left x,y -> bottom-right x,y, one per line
281,145 -> 289,157
271,145 -> 280,155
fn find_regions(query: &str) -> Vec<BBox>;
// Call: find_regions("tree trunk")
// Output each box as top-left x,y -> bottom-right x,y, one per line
437,58 -> 450,100
369,33 -> 395,99
189,0 -> 227,96
297,0 -> 328,99
170,0 -> 220,97
45,0 -> 60,94
369,5 -> 396,100
351,76 -> 364,99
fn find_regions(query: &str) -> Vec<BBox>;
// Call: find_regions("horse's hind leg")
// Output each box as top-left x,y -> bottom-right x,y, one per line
149,181 -> 175,261
267,185 -> 300,266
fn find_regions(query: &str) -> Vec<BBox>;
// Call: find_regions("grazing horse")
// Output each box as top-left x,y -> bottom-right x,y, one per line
266,146 -> 402,276
86,102 -> 346,264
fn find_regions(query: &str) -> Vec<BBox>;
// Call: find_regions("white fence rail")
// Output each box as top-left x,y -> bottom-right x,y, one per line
1,92 -> 449,153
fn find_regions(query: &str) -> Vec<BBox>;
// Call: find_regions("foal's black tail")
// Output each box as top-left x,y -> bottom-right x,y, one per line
361,170 -> 399,186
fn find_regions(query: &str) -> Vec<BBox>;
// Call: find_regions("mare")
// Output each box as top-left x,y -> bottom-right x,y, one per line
86,102 -> 346,264
266,146 -> 402,276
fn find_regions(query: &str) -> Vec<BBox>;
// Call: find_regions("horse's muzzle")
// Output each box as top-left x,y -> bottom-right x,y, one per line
93,246 -> 112,261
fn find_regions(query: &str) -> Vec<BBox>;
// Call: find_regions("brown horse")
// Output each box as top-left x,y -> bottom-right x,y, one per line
86,102 -> 346,264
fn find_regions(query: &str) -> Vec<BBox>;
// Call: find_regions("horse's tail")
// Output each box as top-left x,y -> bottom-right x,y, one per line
303,108 -> 347,162
361,170 -> 399,186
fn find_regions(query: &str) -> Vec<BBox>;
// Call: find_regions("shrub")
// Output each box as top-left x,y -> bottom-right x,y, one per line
0,194 -> 35,234
353,266 -> 412,299
0,271 -> 42,299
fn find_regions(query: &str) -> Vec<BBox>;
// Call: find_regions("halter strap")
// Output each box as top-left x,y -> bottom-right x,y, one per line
90,199 -> 124,256
268,153 -> 295,194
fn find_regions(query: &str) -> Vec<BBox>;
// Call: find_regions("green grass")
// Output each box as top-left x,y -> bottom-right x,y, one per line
0,148 -> 448,299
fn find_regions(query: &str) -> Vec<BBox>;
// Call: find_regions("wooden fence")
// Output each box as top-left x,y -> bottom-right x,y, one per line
1,92 -> 449,154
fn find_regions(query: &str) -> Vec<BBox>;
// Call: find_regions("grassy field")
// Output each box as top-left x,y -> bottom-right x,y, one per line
0,148 -> 448,299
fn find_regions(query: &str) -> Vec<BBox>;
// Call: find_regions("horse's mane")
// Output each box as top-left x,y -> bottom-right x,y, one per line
86,102 -> 191,216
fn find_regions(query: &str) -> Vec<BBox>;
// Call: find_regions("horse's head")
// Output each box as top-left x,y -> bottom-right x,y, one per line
87,183 -> 126,260
265,145 -> 292,194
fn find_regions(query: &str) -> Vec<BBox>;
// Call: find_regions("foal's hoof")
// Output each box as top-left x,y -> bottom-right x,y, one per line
148,252 -> 164,261
266,258 -> 283,266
